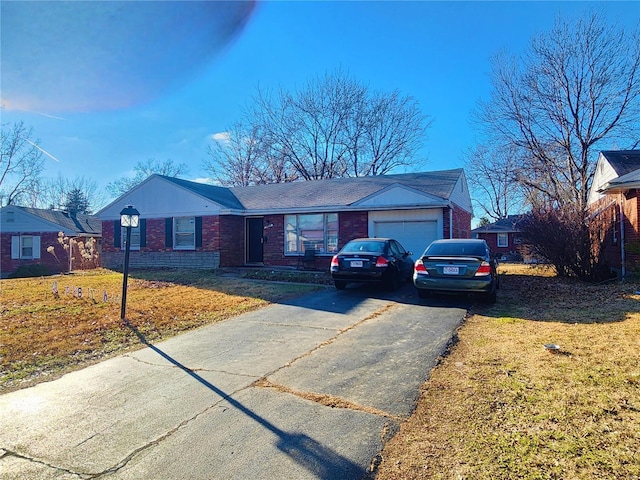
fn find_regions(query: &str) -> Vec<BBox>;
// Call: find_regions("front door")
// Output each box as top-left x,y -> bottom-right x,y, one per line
246,217 -> 264,264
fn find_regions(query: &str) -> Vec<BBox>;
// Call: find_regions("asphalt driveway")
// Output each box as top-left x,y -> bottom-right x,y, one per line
0,283 -> 468,479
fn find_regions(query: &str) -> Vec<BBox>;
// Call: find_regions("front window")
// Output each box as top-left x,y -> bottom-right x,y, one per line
285,213 -> 338,254
21,236 -> 33,258
497,233 -> 508,248
174,217 -> 196,250
11,235 -> 40,260
121,225 -> 141,250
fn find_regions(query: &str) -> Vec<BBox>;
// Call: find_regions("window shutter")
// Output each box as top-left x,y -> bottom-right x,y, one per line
114,220 -> 121,248
140,219 -> 147,247
165,218 -> 173,247
11,236 -> 20,259
195,217 -> 202,248
32,236 -> 41,259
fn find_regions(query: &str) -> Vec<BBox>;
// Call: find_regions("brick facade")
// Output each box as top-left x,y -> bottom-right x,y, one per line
475,231 -> 523,257
1,232 -> 100,277
260,211 -> 369,270
590,190 -> 640,276
102,215 -> 225,270
442,204 -> 472,239
99,206 -> 472,272
219,215 -> 244,267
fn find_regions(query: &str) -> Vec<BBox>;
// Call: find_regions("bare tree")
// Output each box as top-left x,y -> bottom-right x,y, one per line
38,174 -> 106,213
0,121 -> 45,206
354,90 -> 430,176
203,121 -> 298,187
106,158 -> 190,197
204,124 -> 257,187
224,69 -> 430,183
476,13 -> 640,212
465,143 -> 525,221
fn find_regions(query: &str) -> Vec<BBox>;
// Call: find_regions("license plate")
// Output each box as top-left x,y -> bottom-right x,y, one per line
350,260 -> 363,268
443,266 -> 459,275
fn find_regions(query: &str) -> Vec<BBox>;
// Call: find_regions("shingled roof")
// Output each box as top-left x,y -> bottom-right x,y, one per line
601,150 -> 640,177
471,214 -> 525,234
11,206 -> 101,235
159,169 -> 463,211
157,176 -> 245,209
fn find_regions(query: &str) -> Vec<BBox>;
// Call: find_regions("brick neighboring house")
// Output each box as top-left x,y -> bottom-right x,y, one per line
97,169 -> 473,271
471,215 -> 525,260
588,150 -> 640,278
0,206 -> 102,278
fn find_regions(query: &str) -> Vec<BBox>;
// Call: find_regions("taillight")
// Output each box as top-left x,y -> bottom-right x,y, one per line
375,256 -> 389,268
414,259 -> 428,275
331,255 -> 339,267
475,262 -> 492,276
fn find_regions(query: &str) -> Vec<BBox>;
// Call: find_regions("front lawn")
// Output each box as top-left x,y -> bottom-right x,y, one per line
375,264 -> 640,480
0,268 -> 321,392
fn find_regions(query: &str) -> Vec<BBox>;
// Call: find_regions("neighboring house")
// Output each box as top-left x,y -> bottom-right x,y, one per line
97,169 -> 473,271
0,206 -> 102,278
471,215 -> 525,260
588,150 -> 640,277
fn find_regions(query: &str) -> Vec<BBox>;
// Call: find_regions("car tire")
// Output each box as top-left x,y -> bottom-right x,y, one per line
334,280 -> 347,290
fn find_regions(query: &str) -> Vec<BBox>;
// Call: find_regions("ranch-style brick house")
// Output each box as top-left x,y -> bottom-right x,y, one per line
471,214 -> 525,260
97,169 -> 473,271
588,150 -> 640,278
0,205 -> 102,278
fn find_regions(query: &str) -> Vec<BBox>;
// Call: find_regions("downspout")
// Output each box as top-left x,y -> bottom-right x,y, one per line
69,237 -> 73,273
619,194 -> 625,280
449,205 -> 453,239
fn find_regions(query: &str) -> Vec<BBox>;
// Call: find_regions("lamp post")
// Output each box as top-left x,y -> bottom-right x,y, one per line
120,205 -> 140,321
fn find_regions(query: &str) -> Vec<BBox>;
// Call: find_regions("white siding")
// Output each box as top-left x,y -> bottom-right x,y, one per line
449,172 -> 473,213
588,155 -> 619,205
1,207 -> 62,233
356,185 -> 446,208
98,176 -> 228,220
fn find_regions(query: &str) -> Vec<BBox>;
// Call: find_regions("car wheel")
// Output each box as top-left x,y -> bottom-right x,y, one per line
334,280 -> 347,290
417,289 -> 430,299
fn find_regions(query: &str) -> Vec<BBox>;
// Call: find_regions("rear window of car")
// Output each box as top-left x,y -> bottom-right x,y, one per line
342,241 -> 385,254
425,242 -> 486,257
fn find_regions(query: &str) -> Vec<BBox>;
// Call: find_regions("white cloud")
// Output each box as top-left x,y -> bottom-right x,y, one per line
210,131 -> 230,143
192,177 -> 214,185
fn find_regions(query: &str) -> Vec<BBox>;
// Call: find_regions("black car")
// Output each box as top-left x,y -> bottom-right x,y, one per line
330,238 -> 414,290
413,238 -> 499,302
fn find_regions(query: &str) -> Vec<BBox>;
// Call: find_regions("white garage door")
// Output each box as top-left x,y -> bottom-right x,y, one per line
373,221 -> 438,259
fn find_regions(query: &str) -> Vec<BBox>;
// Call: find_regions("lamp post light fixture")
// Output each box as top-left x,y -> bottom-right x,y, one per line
120,205 -> 140,321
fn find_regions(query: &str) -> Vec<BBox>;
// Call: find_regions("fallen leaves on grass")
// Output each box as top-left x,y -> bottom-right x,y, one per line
376,265 -> 640,480
0,269 -> 320,392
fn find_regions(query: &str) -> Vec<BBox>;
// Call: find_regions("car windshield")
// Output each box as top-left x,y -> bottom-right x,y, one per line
425,242 -> 486,257
342,241 -> 385,254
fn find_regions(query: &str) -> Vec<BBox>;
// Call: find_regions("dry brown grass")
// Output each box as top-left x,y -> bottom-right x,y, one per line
0,268 -> 319,392
376,264 -> 640,480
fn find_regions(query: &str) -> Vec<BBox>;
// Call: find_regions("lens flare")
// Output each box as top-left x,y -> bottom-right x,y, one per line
1,1 -> 256,113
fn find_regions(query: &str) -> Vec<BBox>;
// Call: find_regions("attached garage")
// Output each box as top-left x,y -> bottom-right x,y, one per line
369,210 -> 442,259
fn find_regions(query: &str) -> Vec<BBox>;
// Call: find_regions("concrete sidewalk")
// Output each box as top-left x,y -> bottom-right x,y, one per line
0,286 -> 466,479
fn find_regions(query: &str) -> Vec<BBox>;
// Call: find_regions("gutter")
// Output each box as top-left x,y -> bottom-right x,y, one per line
620,194 -> 626,280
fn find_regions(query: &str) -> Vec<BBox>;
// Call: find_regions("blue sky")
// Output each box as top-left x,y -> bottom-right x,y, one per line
2,1 -> 638,205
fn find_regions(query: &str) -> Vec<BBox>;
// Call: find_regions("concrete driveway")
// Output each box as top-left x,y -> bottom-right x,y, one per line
0,283 -> 468,480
